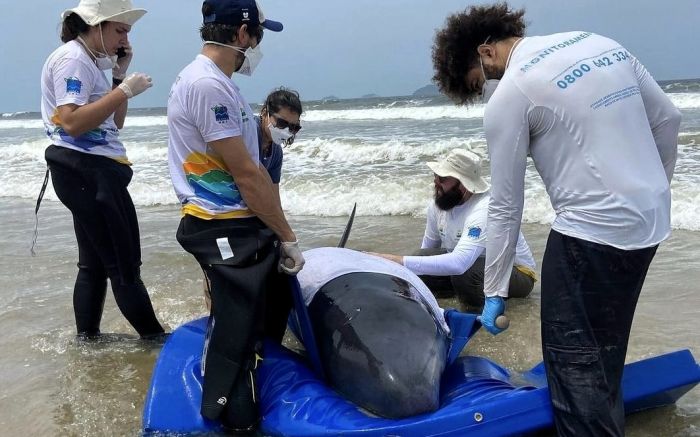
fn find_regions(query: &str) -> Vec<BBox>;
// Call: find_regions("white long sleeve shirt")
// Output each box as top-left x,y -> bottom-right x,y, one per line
484,32 -> 681,297
403,192 -> 535,277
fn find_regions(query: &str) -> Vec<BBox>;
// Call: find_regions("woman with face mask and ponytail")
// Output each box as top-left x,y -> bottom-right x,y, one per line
39,0 -> 165,340
256,88 -> 303,195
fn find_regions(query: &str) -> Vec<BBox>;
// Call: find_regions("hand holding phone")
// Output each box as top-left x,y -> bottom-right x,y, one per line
113,45 -> 133,79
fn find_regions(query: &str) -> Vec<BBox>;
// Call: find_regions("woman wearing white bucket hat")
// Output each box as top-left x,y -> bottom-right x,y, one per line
37,0 -> 165,339
369,149 -> 537,311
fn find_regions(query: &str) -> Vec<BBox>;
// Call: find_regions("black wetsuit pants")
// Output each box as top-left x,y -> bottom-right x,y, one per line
414,248 -> 535,311
46,145 -> 163,338
176,215 -> 292,432
541,230 -> 657,436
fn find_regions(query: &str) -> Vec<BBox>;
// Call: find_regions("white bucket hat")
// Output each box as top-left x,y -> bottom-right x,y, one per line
427,149 -> 490,194
62,0 -> 146,26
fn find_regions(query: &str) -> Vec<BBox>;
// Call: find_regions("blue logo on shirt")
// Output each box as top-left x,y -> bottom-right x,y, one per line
467,226 -> 482,239
212,105 -> 230,123
65,77 -> 82,95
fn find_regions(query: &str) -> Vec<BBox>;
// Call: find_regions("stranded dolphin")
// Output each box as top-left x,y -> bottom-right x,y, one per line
295,247 -> 450,418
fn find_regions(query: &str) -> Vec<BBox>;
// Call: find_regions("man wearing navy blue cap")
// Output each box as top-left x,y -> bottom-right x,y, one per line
167,0 -> 303,433
203,0 -> 283,32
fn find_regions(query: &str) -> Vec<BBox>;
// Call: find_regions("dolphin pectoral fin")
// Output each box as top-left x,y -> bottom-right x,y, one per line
337,203 -> 357,248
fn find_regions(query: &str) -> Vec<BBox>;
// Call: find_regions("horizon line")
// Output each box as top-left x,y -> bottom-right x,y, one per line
3,77 -> 699,115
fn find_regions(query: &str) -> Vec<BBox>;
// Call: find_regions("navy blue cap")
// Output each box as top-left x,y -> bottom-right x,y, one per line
202,0 -> 283,32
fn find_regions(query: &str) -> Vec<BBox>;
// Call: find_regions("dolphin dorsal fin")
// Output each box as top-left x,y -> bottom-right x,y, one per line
337,203 -> 357,248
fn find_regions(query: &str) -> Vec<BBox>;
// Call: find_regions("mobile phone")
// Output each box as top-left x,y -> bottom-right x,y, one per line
116,47 -> 127,58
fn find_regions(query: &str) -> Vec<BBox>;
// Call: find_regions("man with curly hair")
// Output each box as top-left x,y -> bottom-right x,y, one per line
431,3 -> 681,436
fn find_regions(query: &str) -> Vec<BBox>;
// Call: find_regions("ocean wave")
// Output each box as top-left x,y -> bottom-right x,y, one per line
659,79 -> 700,93
0,138 -> 52,161
286,137 -> 487,166
0,119 -> 44,130
280,175 -> 431,217
0,115 -> 170,130
2,91 -> 699,131
279,177 -> 699,232
668,93 -> 700,110
5,165 -> 700,232
671,187 -> 700,231
303,105 -> 485,122
123,116 -> 168,127
2,111 -> 32,118
124,104 -> 487,125
2,125 -> 700,232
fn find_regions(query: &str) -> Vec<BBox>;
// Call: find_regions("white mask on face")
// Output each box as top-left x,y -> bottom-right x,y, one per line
204,41 -> 263,76
96,54 -> 118,71
237,45 -> 263,76
478,37 -> 522,104
97,24 -> 118,70
76,34 -> 117,71
479,56 -> 500,104
268,122 -> 293,145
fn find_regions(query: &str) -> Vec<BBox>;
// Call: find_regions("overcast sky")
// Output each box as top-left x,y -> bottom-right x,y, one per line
1,0 -> 698,112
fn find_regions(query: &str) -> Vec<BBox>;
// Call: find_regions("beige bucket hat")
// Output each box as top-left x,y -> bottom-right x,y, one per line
62,0 -> 146,26
427,148 -> 490,193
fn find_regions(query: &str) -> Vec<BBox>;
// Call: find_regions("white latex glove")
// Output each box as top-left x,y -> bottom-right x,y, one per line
279,241 -> 305,275
117,72 -> 153,99
112,45 -> 133,80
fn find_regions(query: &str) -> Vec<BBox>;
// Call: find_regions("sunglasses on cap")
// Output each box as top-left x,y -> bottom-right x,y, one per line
271,113 -> 302,134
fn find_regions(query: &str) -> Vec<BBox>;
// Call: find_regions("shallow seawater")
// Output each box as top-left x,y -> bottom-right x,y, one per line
0,199 -> 698,436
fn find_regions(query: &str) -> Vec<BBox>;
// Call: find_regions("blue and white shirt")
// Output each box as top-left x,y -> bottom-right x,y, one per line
404,191 -> 536,277
167,55 -> 259,219
41,40 -> 126,162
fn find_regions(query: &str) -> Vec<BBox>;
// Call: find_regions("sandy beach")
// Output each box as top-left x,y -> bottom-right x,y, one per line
0,197 -> 698,436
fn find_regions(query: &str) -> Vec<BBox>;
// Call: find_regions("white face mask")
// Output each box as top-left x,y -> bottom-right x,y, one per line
237,45 -> 263,76
478,37 -> 522,104
96,55 -> 118,71
267,122 -> 293,145
479,56 -> 500,104
204,41 -> 263,76
77,33 -> 117,71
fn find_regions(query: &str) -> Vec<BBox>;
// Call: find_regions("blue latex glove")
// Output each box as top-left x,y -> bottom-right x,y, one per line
480,296 -> 506,335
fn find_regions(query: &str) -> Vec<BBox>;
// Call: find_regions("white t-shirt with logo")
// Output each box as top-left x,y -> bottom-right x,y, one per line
167,55 -> 259,219
404,192 -> 535,276
40,40 -> 126,161
297,247 -> 449,333
483,32 -> 681,296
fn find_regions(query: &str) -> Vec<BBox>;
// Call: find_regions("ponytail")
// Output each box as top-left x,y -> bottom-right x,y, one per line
61,13 -> 89,43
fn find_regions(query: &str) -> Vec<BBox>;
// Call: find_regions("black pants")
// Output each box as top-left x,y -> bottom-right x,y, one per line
176,215 -> 292,432
541,230 -> 657,436
46,146 -> 163,337
414,248 -> 534,311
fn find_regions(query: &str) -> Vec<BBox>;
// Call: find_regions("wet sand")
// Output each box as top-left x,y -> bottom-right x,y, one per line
0,199 -> 698,436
